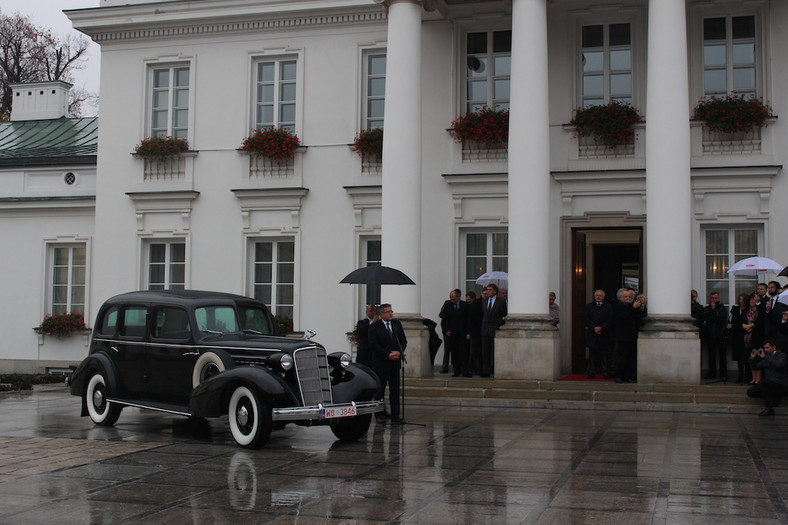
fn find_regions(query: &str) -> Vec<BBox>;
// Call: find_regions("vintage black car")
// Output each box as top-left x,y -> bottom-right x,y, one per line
69,290 -> 382,448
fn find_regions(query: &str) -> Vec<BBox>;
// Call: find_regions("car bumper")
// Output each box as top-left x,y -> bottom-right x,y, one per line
272,400 -> 384,421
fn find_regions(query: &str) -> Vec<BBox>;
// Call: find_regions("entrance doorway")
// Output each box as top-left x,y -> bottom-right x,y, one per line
570,228 -> 643,374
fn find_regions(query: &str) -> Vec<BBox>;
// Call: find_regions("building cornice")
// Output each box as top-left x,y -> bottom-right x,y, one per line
67,1 -> 387,44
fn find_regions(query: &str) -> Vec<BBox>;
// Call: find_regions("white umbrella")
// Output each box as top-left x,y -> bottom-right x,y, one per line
476,271 -> 508,288
727,256 -> 783,276
777,289 -> 788,307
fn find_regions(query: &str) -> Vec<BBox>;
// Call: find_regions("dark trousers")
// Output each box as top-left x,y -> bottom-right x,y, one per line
441,345 -> 452,371
468,336 -> 481,374
705,337 -> 728,378
480,331 -> 496,376
747,381 -> 788,408
587,345 -> 609,376
445,333 -> 468,375
614,340 -> 637,381
375,367 -> 400,417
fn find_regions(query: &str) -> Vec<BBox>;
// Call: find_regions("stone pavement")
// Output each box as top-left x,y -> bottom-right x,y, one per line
1,385 -> 787,523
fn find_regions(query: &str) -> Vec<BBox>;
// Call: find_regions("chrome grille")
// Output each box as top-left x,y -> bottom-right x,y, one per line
293,346 -> 332,406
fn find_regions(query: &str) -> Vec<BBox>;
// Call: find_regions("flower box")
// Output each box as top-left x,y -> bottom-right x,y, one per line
133,136 -> 189,161
448,107 -> 509,149
569,101 -> 643,149
693,95 -> 774,135
240,128 -> 301,165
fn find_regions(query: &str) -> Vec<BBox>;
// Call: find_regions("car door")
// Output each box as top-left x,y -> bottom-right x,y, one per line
113,305 -> 150,399
148,306 -> 196,404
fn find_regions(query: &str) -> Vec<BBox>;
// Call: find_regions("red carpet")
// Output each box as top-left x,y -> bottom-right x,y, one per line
560,374 -> 615,382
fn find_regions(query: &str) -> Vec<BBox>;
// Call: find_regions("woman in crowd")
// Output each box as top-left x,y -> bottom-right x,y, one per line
728,293 -> 751,384
742,293 -> 766,384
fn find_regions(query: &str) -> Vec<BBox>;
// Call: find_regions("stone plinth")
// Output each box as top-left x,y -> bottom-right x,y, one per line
495,314 -> 559,380
638,315 -> 700,384
397,314 -> 431,378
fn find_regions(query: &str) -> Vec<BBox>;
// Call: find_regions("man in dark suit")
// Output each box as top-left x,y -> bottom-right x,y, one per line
355,304 -> 377,367
700,292 -> 729,380
368,303 -> 407,423
585,289 -> 614,379
439,289 -> 471,377
764,281 -> 787,343
481,283 -> 507,377
747,339 -> 788,416
613,288 -> 645,383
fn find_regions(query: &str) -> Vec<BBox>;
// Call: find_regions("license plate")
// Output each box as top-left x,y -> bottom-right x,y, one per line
322,405 -> 357,419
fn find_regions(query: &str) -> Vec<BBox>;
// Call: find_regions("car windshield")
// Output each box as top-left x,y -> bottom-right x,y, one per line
194,306 -> 239,333
238,305 -> 274,335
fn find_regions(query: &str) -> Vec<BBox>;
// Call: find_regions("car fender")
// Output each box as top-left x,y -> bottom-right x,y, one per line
331,364 -> 381,404
69,352 -> 118,416
189,366 -> 299,418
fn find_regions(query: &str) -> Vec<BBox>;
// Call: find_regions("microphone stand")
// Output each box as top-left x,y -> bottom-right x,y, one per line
393,323 -> 425,429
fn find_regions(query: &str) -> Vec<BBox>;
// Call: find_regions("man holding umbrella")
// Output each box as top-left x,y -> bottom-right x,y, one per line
368,303 -> 407,423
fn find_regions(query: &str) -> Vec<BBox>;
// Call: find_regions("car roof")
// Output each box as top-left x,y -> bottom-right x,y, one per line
102,290 -> 264,308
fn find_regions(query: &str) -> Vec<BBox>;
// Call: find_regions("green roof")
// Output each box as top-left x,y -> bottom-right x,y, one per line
0,117 -> 98,168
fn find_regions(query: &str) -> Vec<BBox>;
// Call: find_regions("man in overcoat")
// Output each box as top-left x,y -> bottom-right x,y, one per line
368,303 -> 407,423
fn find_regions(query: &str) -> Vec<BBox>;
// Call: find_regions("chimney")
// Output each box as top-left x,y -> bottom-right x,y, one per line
9,80 -> 72,121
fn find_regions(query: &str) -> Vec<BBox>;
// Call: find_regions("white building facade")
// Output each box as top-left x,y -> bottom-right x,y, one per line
4,0 -> 779,380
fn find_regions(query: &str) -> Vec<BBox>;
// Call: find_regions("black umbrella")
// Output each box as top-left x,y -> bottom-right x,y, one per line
779,266 -> 788,278
339,265 -> 415,286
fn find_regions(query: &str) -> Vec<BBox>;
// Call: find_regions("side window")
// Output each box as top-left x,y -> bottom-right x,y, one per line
363,52 -> 386,129
703,15 -> 756,98
194,306 -> 239,333
97,306 -> 119,336
120,306 -> 148,339
152,307 -> 191,340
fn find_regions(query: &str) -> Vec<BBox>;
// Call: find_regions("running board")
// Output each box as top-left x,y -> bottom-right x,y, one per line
108,398 -> 192,417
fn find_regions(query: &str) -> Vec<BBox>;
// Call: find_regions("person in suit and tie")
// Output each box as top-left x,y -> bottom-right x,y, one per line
585,289 -> 614,379
368,303 -> 407,423
439,289 -> 471,377
481,283 -> 507,377
764,281 -> 786,344
355,304 -> 378,367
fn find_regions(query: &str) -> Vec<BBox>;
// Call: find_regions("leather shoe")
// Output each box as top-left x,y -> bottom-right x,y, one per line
440,368 -> 449,374
376,416 -> 386,424
462,373 -> 472,377
587,374 -> 595,379
452,373 -> 460,377
615,378 -> 623,383
759,408 -> 775,417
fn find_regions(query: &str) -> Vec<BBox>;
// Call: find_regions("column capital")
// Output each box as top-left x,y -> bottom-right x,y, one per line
374,0 -> 436,12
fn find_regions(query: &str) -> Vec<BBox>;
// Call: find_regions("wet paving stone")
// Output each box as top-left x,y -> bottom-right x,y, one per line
1,387 -> 788,523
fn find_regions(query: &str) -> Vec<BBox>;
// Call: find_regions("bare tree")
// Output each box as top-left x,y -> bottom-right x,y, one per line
0,11 -> 89,118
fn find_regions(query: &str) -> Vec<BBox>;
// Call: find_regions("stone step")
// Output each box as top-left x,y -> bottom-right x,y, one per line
401,377 -> 763,414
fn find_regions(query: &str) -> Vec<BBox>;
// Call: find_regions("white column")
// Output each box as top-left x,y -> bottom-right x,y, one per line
379,0 -> 423,314
507,0 -> 550,315
645,0 -> 691,315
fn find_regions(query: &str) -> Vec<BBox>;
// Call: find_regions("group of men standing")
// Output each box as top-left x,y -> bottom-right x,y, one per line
438,284 -> 507,378
584,288 -> 647,383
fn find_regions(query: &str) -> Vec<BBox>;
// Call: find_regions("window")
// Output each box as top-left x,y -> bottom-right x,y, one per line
703,15 -> 756,98
120,306 -> 147,339
48,244 -> 86,315
146,241 -> 186,290
195,306 -> 239,333
250,239 -> 295,319
152,307 -> 191,340
254,59 -> 297,132
705,228 -> 759,305
150,66 -> 189,139
465,30 -> 511,113
363,53 -> 386,129
581,23 -> 632,106
464,231 -> 508,294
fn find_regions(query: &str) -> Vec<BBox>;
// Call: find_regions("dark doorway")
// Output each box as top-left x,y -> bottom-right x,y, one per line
571,229 -> 642,374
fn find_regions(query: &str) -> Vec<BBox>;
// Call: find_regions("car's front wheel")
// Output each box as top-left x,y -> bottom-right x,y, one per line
227,385 -> 272,448
330,413 -> 372,441
85,372 -> 122,426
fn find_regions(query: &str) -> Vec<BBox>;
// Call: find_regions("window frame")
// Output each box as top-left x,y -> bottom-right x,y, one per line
251,54 -> 302,134
142,238 -> 187,291
462,28 -> 512,114
572,8 -> 644,110
361,50 -> 386,130
146,61 -> 193,140
461,229 -> 509,295
45,241 -> 89,317
701,225 -> 763,306
247,237 -> 297,320
689,2 -> 768,104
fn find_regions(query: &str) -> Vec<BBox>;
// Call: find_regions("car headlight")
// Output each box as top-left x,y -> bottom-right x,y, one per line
280,354 -> 293,371
339,353 -> 351,369
328,352 -> 352,370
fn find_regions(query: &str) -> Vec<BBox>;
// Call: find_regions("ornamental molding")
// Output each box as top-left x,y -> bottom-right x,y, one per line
84,10 -> 387,43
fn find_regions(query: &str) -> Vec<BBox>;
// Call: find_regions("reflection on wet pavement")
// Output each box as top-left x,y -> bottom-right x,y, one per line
1,386 -> 787,523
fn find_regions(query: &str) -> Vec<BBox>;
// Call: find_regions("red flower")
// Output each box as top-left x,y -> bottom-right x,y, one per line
134,136 -> 189,161
448,106 -> 509,149
240,128 -> 301,165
